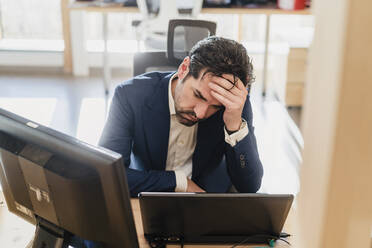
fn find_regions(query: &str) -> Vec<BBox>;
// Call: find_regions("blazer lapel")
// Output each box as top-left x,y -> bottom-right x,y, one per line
143,73 -> 173,170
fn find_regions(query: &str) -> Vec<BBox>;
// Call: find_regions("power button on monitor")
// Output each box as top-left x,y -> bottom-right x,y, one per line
26,122 -> 39,128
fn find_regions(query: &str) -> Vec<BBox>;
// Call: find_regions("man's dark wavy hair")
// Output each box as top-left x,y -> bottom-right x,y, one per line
186,36 -> 255,89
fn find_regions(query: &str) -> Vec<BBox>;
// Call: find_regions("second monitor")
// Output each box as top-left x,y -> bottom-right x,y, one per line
0,108 -> 139,248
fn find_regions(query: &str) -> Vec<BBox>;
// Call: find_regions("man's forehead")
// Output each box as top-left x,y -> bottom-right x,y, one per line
194,73 -> 212,90
199,69 -> 217,80
194,69 -> 217,86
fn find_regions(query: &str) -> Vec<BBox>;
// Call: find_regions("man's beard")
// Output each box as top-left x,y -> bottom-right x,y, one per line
173,78 -> 206,126
175,110 -> 198,126
175,109 -> 207,127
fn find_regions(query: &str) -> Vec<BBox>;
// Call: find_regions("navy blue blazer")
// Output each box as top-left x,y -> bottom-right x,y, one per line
99,72 -> 263,197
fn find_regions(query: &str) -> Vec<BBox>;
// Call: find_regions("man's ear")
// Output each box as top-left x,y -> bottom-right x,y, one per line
177,57 -> 190,80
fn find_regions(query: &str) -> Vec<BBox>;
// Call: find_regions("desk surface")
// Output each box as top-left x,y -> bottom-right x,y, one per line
0,193 -> 292,248
69,2 -> 311,15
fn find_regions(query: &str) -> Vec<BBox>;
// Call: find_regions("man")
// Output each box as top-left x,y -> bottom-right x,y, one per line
99,36 -> 263,196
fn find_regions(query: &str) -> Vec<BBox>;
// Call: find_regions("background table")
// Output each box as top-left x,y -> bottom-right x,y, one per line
63,1 -> 311,97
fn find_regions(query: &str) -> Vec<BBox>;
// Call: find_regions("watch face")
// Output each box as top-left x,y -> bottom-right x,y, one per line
241,119 -> 247,128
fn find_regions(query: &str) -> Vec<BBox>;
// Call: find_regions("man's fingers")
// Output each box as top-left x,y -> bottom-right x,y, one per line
210,75 -> 236,91
209,79 -> 242,97
209,83 -> 240,102
210,90 -> 235,108
187,179 -> 205,192
211,74 -> 247,94
221,74 -> 247,91
209,81 -> 248,102
220,74 -> 239,88
234,79 -> 246,91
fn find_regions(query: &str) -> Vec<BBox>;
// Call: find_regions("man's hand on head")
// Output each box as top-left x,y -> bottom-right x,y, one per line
208,74 -> 248,132
186,179 -> 206,192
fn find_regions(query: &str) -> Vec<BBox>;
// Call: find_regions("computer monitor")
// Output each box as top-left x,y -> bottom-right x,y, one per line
0,108 -> 139,248
139,192 -> 293,246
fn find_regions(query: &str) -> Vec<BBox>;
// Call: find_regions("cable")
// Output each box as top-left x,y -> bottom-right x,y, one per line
280,232 -> 291,238
149,234 -> 290,248
231,234 -> 291,248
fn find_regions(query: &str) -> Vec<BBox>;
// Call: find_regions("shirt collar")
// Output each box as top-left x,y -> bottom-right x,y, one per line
168,73 -> 178,116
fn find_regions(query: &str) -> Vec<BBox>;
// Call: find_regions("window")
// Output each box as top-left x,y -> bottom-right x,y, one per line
0,0 -> 62,39
0,0 -> 63,51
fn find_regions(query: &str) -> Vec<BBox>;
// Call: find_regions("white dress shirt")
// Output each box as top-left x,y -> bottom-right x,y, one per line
166,74 -> 249,192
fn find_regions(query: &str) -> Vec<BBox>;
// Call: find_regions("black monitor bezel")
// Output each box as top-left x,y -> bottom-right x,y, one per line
0,108 -> 139,248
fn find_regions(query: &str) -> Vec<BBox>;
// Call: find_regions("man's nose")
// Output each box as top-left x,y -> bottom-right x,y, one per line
194,103 -> 209,120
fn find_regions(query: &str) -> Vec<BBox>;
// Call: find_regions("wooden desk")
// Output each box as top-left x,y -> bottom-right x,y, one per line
0,194 -> 292,248
67,4 -> 310,15
63,1 -> 311,95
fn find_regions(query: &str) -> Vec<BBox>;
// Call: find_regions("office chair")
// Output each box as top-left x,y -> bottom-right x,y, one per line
133,19 -> 217,76
132,0 -> 203,51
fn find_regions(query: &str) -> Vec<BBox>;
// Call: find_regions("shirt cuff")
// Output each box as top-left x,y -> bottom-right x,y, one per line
224,119 -> 249,147
174,170 -> 188,192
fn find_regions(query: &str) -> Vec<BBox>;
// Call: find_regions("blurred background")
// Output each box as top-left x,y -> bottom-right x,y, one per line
1,0 -> 370,247
0,0 -> 314,194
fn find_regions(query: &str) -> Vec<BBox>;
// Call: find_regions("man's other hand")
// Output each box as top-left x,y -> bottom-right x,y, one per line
187,179 -> 205,192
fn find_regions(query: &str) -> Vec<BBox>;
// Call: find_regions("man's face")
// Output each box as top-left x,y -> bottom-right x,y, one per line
173,68 -> 224,127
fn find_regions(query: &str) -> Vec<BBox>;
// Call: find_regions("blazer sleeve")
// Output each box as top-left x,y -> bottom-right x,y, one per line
98,86 -> 176,197
224,96 -> 263,193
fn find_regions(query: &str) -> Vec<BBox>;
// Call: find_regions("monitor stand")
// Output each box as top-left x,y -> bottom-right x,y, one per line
32,217 -> 70,248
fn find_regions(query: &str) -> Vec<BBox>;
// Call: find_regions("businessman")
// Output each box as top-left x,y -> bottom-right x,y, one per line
99,36 -> 263,196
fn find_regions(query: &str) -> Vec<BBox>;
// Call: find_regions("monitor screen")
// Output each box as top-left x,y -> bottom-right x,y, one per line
0,108 -> 139,248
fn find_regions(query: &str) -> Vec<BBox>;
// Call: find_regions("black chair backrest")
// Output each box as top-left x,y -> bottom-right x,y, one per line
167,19 -> 217,65
133,19 -> 217,77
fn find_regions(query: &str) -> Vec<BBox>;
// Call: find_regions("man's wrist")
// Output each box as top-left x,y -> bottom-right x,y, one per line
224,119 -> 248,147
226,119 -> 243,134
226,128 -> 239,135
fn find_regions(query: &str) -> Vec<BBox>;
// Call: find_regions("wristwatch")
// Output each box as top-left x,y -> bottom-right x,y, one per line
226,119 -> 247,135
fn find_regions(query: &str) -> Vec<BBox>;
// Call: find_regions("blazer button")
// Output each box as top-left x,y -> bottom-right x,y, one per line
240,161 -> 245,168
240,154 -> 245,160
